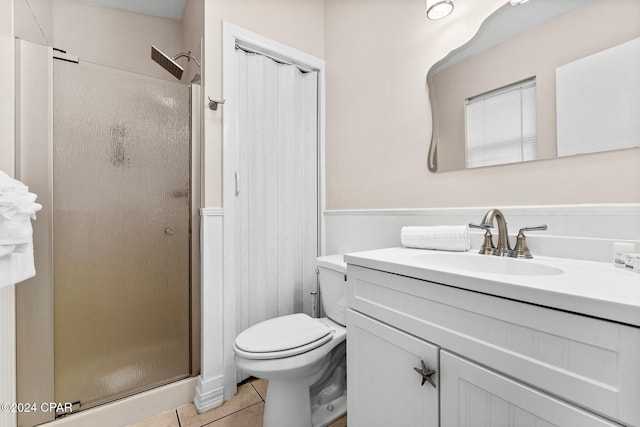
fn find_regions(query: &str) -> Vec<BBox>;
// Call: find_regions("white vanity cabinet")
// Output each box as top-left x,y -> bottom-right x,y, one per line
346,263 -> 640,427
347,310 -> 439,426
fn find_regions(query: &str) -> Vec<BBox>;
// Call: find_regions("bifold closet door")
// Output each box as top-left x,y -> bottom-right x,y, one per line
235,49 -> 319,332
53,60 -> 191,409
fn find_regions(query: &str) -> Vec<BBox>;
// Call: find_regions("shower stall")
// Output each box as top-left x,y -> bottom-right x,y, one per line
15,40 -> 198,426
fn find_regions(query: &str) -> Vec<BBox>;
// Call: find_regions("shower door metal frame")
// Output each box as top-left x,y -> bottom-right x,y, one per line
14,40 -> 201,426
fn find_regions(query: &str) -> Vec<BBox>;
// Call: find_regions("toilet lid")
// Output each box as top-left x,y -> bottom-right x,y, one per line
234,313 -> 333,360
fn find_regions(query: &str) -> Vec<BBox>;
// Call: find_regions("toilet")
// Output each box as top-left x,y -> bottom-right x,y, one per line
233,254 -> 348,427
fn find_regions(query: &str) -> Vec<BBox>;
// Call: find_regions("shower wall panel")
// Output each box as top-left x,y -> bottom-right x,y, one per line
53,61 -> 190,409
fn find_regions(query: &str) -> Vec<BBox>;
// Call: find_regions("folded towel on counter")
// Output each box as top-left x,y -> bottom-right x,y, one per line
0,170 -> 42,288
401,225 -> 470,252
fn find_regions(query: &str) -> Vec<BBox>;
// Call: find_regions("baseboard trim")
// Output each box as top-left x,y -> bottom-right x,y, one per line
193,375 -> 225,414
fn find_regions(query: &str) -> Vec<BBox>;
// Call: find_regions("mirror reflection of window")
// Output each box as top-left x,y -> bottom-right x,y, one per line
465,78 -> 537,168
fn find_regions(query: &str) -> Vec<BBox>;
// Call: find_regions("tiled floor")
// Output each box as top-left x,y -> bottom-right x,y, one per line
132,378 -> 347,427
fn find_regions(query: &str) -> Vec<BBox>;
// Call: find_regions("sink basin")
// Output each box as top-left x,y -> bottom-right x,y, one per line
412,252 -> 564,276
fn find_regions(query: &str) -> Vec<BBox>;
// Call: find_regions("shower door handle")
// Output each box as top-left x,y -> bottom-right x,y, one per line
235,172 -> 240,196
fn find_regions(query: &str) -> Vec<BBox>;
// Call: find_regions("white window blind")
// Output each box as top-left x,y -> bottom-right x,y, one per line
465,78 -> 537,168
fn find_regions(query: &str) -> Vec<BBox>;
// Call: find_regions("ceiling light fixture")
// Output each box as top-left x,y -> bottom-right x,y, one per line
509,0 -> 531,5
426,0 -> 454,20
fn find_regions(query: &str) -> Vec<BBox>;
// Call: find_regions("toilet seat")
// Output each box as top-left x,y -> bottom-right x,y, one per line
234,313 -> 333,360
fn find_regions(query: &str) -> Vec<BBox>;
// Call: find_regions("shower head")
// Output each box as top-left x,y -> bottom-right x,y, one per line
151,45 -> 184,80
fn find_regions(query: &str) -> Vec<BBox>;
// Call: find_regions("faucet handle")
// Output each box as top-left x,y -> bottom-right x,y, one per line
510,225 -> 548,259
469,223 -> 496,255
517,224 -> 548,236
469,223 -> 492,230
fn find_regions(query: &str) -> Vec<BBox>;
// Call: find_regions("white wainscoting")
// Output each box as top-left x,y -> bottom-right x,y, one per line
195,208 -> 236,414
324,204 -> 640,263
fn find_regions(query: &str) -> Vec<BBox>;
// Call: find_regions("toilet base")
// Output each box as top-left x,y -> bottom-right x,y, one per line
263,379 -> 347,427
262,348 -> 347,427
263,377 -> 314,427
311,393 -> 347,427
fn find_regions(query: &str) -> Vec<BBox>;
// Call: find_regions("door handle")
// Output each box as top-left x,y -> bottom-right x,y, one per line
414,360 -> 437,388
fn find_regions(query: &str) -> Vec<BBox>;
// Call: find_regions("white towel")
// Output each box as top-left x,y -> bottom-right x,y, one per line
0,171 -> 42,245
401,225 -> 470,252
0,170 -> 41,288
0,242 -> 35,288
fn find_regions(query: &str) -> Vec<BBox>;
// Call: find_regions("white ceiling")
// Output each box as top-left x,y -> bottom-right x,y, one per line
76,0 -> 187,20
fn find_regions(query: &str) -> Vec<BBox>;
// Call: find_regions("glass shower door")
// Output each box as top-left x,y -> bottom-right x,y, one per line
53,60 -> 191,410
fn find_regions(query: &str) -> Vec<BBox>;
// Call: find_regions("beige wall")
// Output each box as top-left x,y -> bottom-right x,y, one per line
0,0 -> 15,177
52,0 -> 183,82
202,0 -> 325,207
8,0 -> 639,209
324,0 -> 640,209
8,1 -> 196,176
181,0 -> 203,84
431,0 -> 640,171
16,0 -> 200,82
14,0 -> 53,46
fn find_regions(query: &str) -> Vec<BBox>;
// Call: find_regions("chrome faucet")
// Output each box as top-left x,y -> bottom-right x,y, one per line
480,209 -> 511,256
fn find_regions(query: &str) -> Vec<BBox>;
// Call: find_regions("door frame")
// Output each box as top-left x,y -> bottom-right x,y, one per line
220,20 -> 326,395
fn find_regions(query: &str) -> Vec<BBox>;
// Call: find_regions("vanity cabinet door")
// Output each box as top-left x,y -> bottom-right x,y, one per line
440,351 -> 623,427
347,309 -> 439,427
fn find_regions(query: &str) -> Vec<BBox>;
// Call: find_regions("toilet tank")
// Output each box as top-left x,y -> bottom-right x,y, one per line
316,254 -> 348,326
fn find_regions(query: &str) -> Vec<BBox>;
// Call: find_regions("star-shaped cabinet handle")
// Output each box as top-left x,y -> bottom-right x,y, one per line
413,360 -> 437,388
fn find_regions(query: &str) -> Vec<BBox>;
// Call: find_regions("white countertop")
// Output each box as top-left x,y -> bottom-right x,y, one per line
344,247 -> 640,327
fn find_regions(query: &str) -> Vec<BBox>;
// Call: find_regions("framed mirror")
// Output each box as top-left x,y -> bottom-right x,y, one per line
427,0 -> 640,172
